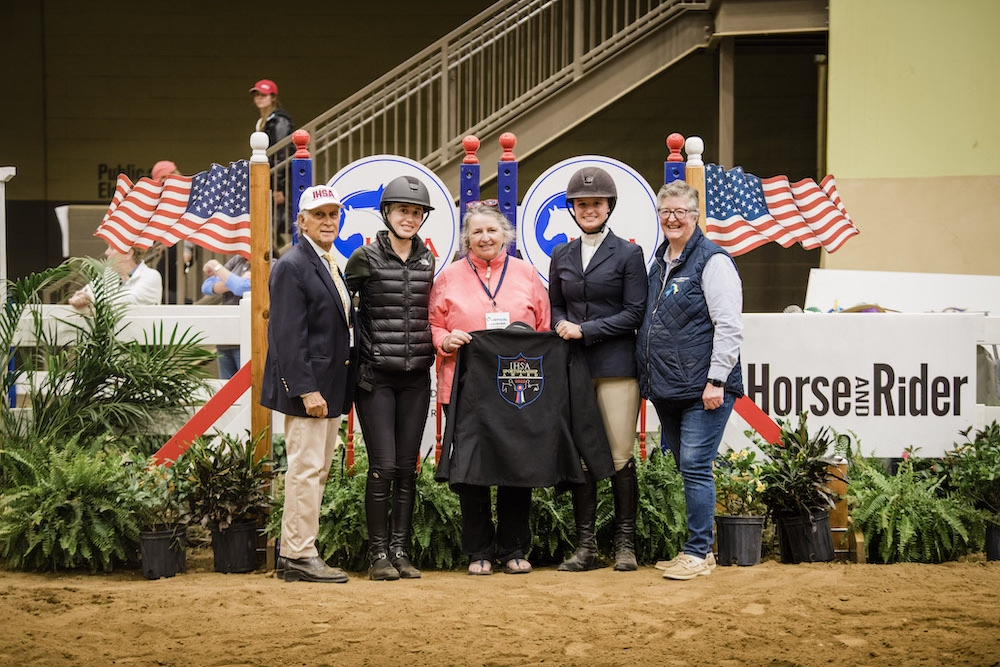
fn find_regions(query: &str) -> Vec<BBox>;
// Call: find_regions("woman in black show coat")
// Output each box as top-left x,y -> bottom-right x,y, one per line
548,166 -> 648,572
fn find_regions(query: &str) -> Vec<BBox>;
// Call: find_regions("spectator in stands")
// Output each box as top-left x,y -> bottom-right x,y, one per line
250,79 -> 295,243
150,160 -> 193,303
151,160 -> 178,183
69,245 -> 163,310
202,256 -> 251,379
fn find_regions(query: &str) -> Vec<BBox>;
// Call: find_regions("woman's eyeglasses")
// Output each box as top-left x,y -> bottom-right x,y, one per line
657,208 -> 692,220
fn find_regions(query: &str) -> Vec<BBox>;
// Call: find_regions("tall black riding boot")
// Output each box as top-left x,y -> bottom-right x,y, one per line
389,472 -> 421,579
558,474 -> 601,571
611,458 -> 639,571
366,471 -> 399,581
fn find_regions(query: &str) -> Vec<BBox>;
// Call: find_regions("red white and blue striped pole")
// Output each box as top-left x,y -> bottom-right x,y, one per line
288,130 -> 313,247
497,132 -> 519,257
664,132 -> 686,184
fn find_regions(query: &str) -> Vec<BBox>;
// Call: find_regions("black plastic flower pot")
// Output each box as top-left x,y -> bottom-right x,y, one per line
986,522 -> 1000,562
775,509 -> 834,564
211,520 -> 258,573
140,525 -> 187,580
715,515 -> 765,566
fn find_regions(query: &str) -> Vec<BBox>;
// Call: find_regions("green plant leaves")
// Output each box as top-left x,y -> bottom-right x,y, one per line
0,442 -> 139,572
181,431 -> 273,532
845,440 -> 982,563
754,413 -> 844,518
4,258 -> 214,454
268,442 -> 688,570
715,448 -> 768,516
942,421 -> 1000,523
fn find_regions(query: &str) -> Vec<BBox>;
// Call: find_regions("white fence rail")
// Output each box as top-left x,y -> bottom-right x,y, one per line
11,302 -> 252,440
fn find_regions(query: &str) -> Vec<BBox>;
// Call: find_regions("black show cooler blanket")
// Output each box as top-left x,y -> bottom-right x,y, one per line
436,329 -> 614,488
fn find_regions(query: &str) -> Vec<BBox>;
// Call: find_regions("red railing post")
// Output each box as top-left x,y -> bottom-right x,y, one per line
639,399 -> 648,461
346,408 -> 355,475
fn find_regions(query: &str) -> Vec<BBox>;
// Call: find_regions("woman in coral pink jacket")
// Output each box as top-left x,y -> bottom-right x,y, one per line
428,203 -> 550,576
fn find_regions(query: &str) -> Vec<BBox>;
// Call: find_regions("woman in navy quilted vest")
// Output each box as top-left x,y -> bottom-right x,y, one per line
636,179 -> 744,580
345,175 -> 436,582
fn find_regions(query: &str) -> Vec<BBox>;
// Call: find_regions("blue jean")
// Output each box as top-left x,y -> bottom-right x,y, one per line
217,346 -> 240,380
652,392 -> 736,558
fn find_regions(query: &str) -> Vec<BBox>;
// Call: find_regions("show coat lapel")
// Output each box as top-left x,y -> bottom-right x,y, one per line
568,238 -> 585,275
302,241 -> 349,325
584,231 -> 618,274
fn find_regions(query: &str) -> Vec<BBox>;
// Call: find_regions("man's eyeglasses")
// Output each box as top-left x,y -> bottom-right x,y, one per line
657,208 -> 692,220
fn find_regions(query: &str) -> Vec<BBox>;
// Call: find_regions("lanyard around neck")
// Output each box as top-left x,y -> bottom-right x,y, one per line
467,254 -> 509,309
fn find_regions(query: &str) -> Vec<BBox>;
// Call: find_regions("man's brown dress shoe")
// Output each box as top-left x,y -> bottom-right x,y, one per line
283,556 -> 349,583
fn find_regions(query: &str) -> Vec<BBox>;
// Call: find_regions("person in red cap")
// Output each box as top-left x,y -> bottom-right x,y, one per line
149,160 -> 192,302
151,160 -> 178,183
250,79 -> 295,243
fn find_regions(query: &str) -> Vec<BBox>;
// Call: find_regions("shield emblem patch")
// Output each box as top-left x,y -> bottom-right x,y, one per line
496,354 -> 544,409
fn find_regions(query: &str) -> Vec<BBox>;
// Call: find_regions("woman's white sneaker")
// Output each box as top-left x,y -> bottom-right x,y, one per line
660,553 -> 714,580
655,552 -> 715,572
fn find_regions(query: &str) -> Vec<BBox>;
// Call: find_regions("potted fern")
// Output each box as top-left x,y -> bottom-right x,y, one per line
0,438 -> 139,572
128,455 -> 189,579
714,448 -> 767,566
756,414 -> 845,564
181,431 -> 273,573
847,445 -> 981,563
943,422 -> 1000,560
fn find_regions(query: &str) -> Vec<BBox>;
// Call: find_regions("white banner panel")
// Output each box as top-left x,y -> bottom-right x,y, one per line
805,268 -> 1000,314
739,313 -> 979,457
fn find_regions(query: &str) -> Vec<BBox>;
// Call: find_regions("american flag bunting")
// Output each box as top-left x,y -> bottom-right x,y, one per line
96,161 -> 251,259
704,164 -> 858,257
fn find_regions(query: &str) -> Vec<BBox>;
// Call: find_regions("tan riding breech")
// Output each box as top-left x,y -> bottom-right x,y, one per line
593,376 -> 641,471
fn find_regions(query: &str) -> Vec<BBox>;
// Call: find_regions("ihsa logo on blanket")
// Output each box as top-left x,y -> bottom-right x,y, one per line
497,354 -> 544,409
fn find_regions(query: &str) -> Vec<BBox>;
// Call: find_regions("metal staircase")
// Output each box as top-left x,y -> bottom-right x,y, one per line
270,0 -> 827,196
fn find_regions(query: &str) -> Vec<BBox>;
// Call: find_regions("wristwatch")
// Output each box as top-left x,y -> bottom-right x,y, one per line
708,378 -> 725,387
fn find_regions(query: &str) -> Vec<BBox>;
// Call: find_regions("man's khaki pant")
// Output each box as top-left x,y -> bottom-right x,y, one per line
280,413 -> 343,559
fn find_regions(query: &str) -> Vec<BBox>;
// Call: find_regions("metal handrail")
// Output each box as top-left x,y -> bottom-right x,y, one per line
267,0 -> 709,202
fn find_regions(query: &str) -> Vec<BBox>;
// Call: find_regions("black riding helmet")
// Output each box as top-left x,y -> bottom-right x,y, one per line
565,166 -> 618,234
380,175 -> 434,238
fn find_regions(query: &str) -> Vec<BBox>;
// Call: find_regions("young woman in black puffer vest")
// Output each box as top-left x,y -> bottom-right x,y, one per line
345,175 -> 436,581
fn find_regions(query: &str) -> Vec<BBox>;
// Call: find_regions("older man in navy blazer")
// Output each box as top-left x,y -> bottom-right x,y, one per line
548,166 -> 648,573
262,185 -> 355,583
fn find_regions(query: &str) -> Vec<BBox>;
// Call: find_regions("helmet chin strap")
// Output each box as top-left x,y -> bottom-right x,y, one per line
567,206 -> 610,235
385,221 -> 406,240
